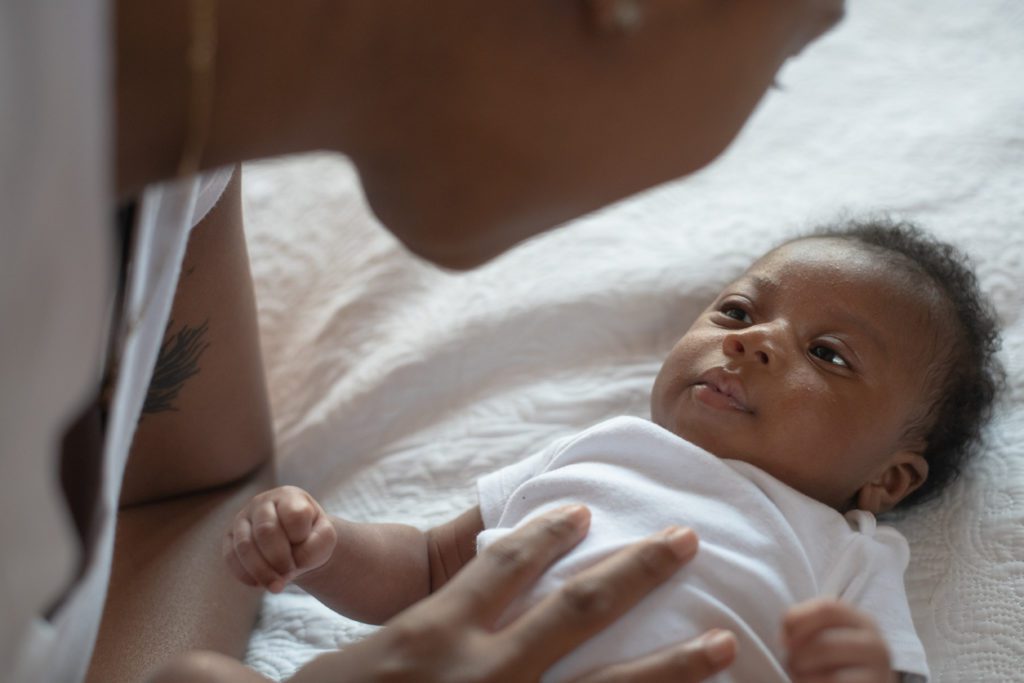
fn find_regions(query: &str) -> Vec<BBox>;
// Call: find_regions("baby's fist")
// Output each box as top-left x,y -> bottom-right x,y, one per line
783,599 -> 897,683
223,485 -> 337,593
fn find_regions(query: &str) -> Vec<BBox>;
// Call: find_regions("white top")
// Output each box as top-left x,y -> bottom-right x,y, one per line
478,416 -> 929,683
1,2 -> 111,679
0,4 -> 231,678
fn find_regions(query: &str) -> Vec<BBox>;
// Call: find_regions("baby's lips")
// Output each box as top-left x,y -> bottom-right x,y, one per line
695,367 -> 753,413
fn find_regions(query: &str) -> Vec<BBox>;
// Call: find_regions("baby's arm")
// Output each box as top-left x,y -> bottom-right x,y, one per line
783,599 -> 900,683
223,485 -> 483,624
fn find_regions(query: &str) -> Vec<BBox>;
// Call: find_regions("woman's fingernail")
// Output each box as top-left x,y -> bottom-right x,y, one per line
558,504 -> 588,526
702,630 -> 736,666
660,526 -> 698,559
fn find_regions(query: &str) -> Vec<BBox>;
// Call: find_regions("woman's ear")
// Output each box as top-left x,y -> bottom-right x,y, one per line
855,452 -> 929,514
583,0 -> 645,34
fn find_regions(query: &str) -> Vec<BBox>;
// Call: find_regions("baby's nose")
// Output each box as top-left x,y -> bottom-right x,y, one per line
723,331 -> 772,365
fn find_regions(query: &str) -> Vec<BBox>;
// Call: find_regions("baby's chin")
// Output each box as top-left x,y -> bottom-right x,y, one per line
666,416 -> 847,509
657,410 -> 746,462
653,396 -> 787,475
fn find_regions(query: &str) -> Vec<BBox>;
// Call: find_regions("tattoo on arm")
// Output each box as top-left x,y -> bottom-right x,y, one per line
144,318 -> 211,414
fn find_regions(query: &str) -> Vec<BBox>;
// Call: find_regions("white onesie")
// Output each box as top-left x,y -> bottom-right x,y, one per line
477,416 -> 929,682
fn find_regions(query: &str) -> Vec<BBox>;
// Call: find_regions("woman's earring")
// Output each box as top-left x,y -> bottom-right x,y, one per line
586,0 -> 645,35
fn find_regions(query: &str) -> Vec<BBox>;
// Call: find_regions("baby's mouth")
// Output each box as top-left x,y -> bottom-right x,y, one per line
692,370 -> 753,414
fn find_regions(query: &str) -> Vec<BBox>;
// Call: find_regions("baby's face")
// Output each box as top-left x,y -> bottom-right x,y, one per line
651,238 -> 945,510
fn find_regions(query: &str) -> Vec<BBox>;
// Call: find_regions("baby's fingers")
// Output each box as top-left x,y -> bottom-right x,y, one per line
787,627 -> 891,679
232,517 -> 288,592
784,599 -> 873,652
251,499 -> 297,579
222,530 -> 259,587
790,674 -> 881,683
275,487 -> 321,544
290,513 -> 337,576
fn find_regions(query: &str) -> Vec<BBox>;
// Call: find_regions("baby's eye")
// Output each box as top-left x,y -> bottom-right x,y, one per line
810,345 -> 849,368
721,307 -> 752,323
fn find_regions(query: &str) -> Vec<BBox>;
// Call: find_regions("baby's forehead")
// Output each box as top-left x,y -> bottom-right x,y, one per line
741,237 -> 931,293
728,237 -> 954,343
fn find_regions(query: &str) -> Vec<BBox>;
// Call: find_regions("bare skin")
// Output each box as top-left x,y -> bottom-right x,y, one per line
116,0 -> 844,267
86,169 -> 274,683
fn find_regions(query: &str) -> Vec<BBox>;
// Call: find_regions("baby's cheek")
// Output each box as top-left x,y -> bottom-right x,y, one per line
650,364 -> 687,423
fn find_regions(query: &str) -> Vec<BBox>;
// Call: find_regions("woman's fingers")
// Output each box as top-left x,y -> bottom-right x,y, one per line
572,629 -> 737,683
148,651 -> 274,683
441,505 -> 592,625
318,508 -> 722,683
505,526 -> 699,674
787,627 -> 888,676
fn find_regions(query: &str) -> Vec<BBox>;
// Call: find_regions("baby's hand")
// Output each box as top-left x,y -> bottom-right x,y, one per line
223,485 -> 337,593
783,598 -> 897,683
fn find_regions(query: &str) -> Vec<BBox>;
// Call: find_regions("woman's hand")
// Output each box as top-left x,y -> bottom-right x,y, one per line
283,504 -> 735,682
156,505 -> 734,682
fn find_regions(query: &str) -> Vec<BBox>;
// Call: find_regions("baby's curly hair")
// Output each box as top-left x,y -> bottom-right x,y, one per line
807,217 -> 1005,508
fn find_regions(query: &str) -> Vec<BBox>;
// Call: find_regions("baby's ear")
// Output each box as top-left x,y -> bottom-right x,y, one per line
855,451 -> 929,514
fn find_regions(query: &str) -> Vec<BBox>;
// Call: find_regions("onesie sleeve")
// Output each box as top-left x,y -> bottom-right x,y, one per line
827,514 -> 930,682
477,433 -> 575,530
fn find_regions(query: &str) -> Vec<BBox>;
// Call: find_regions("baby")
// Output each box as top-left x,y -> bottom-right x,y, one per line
225,220 -> 1002,682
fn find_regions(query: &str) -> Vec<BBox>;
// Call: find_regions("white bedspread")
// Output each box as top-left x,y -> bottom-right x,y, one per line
241,1 -> 1024,680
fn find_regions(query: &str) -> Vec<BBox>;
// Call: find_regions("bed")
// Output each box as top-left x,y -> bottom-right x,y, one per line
241,1 -> 1024,680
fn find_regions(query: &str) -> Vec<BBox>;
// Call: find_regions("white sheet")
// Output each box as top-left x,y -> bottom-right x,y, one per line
241,1 -> 1024,680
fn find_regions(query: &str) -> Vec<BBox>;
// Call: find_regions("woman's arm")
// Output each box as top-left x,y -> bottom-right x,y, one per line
87,468 -> 275,683
86,169 -> 273,683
